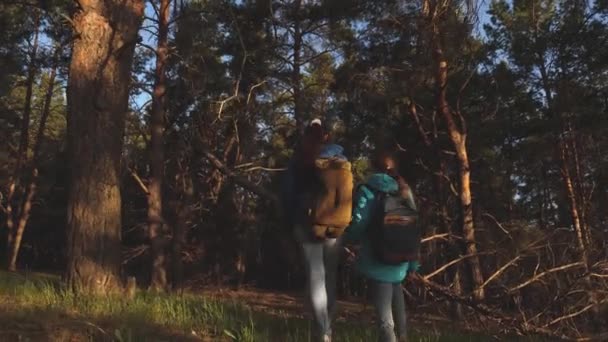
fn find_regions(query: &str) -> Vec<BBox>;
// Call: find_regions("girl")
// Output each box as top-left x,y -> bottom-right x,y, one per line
344,150 -> 419,342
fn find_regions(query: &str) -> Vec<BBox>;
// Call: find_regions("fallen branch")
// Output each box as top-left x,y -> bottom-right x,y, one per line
411,273 -> 515,321
576,332 -> 608,342
590,273 -> 608,279
424,252 -> 492,281
542,297 -> 608,328
409,274 -> 575,341
508,262 -> 586,294
480,255 -> 522,290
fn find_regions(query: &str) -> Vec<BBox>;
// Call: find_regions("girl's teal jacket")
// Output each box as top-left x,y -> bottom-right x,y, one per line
344,173 -> 420,283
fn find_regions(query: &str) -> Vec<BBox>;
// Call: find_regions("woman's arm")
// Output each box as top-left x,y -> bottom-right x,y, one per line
344,185 -> 375,243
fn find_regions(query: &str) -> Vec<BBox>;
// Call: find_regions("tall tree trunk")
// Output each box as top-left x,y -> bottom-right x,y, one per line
429,10 -> 485,301
5,11 -> 40,267
408,98 -> 464,313
65,0 -> 144,294
7,47 -> 61,271
149,0 -> 171,291
536,53 -> 590,264
292,0 -> 303,134
559,139 -> 589,265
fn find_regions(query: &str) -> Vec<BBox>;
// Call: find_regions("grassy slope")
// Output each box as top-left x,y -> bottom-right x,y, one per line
0,271 -> 537,342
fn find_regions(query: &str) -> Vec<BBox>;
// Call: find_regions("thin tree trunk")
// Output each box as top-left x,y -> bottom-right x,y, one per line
65,0 -> 144,295
559,139 -> 589,265
169,156 -> 191,291
536,51 -> 590,265
292,0 -> 303,134
7,47 -> 61,271
5,12 -> 40,267
16,10 -> 40,174
568,127 -> 591,248
149,0 -> 171,292
430,11 -> 485,301
539,164 -> 548,229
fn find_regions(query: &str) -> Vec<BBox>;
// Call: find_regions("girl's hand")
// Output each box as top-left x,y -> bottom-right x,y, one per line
343,246 -> 358,264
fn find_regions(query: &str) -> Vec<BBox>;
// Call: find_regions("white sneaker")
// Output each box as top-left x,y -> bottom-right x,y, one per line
322,335 -> 332,342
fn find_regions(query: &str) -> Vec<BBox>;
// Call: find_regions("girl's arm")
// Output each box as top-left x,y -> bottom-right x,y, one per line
344,185 -> 375,244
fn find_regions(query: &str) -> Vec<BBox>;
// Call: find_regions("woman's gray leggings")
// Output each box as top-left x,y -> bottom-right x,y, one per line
371,280 -> 407,342
294,226 -> 342,340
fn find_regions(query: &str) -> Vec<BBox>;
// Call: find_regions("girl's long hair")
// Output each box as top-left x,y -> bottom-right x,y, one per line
372,150 -> 412,199
296,123 -> 327,169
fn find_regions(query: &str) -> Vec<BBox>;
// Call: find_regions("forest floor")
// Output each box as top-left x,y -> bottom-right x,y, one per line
0,271 -> 541,342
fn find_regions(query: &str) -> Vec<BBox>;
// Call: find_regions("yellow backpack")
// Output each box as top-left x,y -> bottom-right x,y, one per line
308,158 -> 354,239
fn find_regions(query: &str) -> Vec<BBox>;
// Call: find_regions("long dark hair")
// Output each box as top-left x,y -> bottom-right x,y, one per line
296,123 -> 326,168
371,150 -> 412,197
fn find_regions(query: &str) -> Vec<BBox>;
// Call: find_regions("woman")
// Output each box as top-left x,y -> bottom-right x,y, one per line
344,150 -> 419,342
281,118 -> 347,342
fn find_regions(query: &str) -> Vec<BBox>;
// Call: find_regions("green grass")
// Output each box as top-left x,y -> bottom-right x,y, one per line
0,271 -> 537,341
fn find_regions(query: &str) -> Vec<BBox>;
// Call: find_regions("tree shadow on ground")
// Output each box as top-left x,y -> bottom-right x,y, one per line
0,307 -> 216,342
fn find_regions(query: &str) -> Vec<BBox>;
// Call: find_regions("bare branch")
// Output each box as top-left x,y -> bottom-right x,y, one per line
241,166 -> 287,173
480,255 -> 522,290
542,299 -> 608,328
421,233 -> 450,243
407,98 -> 432,147
122,245 -> 150,264
481,213 -> 514,241
416,158 -> 459,197
137,42 -> 159,57
168,9 -> 208,26
201,150 -> 278,205
590,273 -> 608,279
301,49 -> 336,65
246,81 -> 267,107
148,0 -> 160,20
424,252 -> 491,280
127,166 -> 149,194
508,262 -> 586,294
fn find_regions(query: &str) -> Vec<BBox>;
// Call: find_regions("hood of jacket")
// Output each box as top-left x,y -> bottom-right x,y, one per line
319,143 -> 346,160
365,173 -> 398,193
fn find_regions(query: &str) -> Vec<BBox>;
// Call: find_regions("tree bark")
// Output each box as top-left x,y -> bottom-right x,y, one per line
65,0 -> 144,295
149,0 -> 171,292
429,7 -> 485,301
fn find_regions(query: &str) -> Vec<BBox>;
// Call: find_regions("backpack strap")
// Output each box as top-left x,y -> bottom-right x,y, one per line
356,184 -> 387,236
